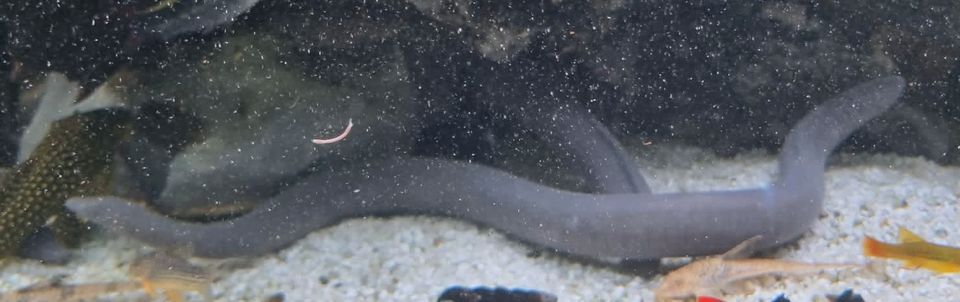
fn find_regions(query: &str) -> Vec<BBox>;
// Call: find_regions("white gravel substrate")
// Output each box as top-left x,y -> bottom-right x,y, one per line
2,143 -> 959,301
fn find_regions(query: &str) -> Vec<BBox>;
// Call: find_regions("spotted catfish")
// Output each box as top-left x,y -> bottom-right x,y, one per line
0,108 -> 128,258
655,236 -> 859,301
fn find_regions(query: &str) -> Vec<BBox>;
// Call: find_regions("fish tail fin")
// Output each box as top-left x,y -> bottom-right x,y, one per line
863,236 -> 897,258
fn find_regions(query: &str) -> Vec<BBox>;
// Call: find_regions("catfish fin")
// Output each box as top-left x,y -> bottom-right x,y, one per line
721,235 -> 763,260
897,227 -> 926,243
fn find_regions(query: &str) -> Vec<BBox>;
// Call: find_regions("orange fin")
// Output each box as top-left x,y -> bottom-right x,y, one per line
897,227 -> 926,243
140,279 -> 157,297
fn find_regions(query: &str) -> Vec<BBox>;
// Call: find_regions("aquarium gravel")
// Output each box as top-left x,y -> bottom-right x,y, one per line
1,143 -> 958,301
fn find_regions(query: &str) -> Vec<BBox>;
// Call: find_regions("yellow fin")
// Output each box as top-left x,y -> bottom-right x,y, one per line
897,227 -> 926,243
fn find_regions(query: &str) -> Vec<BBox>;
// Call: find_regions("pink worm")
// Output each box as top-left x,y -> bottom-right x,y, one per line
312,119 -> 353,144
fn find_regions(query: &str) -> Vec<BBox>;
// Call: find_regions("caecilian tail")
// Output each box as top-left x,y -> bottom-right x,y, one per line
863,236 -> 898,258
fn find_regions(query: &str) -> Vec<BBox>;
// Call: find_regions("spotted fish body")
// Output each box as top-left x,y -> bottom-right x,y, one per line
0,109 -> 127,257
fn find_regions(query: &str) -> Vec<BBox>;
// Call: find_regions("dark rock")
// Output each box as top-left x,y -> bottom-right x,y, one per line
827,289 -> 866,302
437,286 -> 558,302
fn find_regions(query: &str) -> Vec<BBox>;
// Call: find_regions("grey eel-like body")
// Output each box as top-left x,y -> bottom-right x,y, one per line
67,76 -> 905,259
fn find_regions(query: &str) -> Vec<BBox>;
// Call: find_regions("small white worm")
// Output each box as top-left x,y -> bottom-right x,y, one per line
311,119 -> 353,145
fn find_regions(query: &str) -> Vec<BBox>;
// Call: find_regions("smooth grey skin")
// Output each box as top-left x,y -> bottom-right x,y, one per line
473,57 -> 650,194
512,103 -> 650,194
67,76 -> 905,259
135,26 -> 645,214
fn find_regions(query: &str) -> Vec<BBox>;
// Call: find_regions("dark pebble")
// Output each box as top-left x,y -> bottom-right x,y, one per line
437,286 -> 558,302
